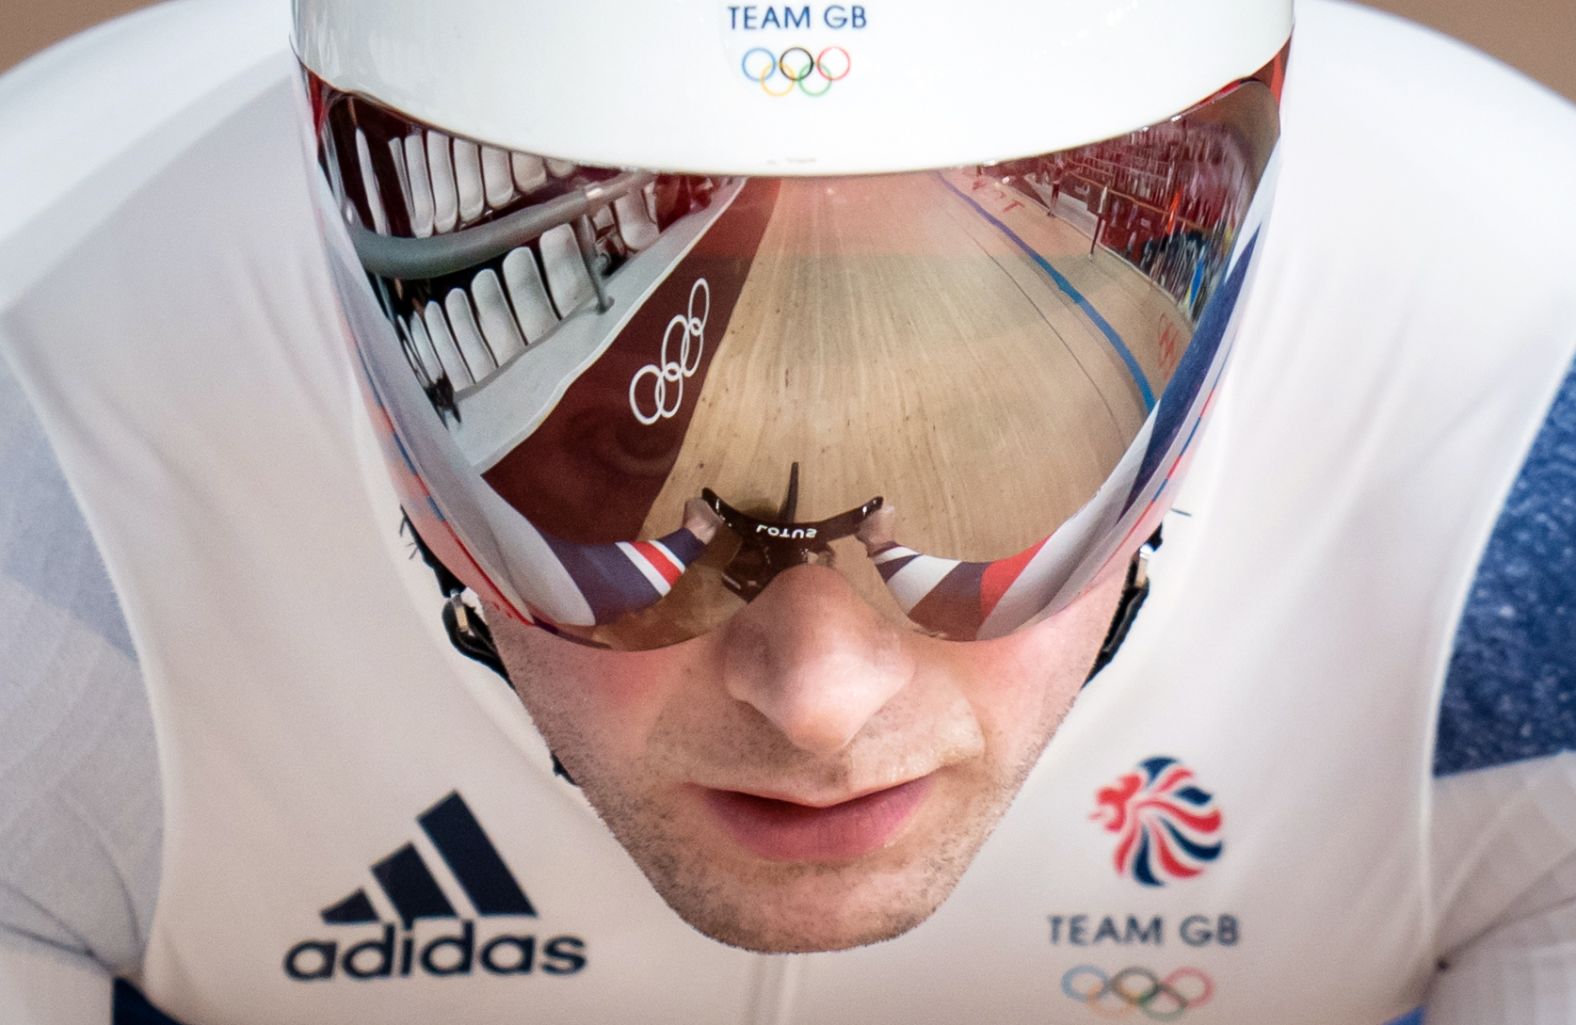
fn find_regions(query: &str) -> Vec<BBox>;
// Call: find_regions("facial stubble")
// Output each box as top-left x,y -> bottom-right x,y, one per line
505,637 -> 1081,954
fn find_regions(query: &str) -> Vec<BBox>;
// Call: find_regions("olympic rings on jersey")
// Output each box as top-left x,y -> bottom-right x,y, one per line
1060,966 -> 1214,1021
630,278 -> 710,426
740,46 -> 851,97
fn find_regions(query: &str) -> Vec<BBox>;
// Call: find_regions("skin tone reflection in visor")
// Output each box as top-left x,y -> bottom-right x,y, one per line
484,562 -> 1126,953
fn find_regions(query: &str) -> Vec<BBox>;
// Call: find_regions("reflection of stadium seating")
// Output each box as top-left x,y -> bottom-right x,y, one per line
614,189 -> 659,251
453,139 -> 485,222
325,96 -> 722,408
426,131 -> 460,233
420,299 -> 472,385
353,129 -> 392,235
399,313 -> 445,386
480,145 -> 516,209
539,222 -> 595,316
510,153 -> 548,195
400,133 -> 436,238
591,204 -> 617,247
443,289 -> 496,382
502,248 -> 560,341
397,258 -> 547,394
469,268 -> 528,364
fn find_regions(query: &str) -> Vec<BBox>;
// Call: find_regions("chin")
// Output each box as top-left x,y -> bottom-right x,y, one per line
693,911 -> 936,955
659,870 -> 955,954
623,818 -> 995,954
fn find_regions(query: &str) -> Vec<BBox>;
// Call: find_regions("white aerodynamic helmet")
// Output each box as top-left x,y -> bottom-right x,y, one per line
293,0 -> 1290,651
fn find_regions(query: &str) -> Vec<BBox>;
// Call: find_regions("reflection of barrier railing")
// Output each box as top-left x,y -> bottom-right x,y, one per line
1065,171 -> 1209,237
350,169 -> 655,314
1072,154 -> 1174,194
1014,170 -> 1222,317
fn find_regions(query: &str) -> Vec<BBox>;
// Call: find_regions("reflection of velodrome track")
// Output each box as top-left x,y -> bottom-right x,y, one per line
966,174 -> 1192,395
330,86 -> 1258,642
343,111 -> 1194,581
641,169 -> 1188,564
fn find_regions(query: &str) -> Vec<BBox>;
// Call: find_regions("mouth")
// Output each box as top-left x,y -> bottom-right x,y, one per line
698,776 -> 935,862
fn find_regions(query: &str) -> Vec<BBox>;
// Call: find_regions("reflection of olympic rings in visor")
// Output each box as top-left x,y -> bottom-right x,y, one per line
740,46 -> 851,96
1060,966 -> 1214,1021
630,278 -> 710,426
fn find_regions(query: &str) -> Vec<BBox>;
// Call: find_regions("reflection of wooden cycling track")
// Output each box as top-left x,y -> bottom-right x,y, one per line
623,170 -> 1187,640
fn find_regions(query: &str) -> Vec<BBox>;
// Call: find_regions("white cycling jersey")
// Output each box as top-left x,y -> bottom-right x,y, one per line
1,2 -> 1574,1024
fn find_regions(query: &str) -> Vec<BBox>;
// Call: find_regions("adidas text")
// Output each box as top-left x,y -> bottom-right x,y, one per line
284,922 -> 587,981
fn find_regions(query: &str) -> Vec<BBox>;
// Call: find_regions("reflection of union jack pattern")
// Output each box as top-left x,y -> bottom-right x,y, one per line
868,537 -> 1048,640
1092,756 -> 1223,887
539,529 -> 705,624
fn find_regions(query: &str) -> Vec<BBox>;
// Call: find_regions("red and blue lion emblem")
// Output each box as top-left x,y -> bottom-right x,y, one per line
1092,756 -> 1223,886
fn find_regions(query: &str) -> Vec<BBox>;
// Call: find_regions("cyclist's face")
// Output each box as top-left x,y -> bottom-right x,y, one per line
489,562 -> 1124,953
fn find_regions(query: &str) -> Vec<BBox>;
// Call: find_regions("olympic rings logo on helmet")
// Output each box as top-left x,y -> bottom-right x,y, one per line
629,278 -> 710,426
1060,965 -> 1215,1021
740,46 -> 851,97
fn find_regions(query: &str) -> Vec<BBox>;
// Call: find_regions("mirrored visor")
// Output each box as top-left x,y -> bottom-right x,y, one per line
310,49 -> 1284,649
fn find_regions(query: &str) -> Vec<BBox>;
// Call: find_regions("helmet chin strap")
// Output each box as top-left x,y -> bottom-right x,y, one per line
1086,527 -> 1163,683
400,517 -> 510,681
402,517 -> 579,783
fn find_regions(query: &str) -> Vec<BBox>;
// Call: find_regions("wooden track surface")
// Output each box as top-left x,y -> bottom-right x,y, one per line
956,173 -> 1192,396
623,170 -> 1187,634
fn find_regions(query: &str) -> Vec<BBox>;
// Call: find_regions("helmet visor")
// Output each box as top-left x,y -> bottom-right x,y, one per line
309,51 -> 1283,648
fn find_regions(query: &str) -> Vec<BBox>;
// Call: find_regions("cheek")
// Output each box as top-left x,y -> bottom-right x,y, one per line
940,641 -> 1081,766
941,570 -> 1125,760
499,624 -> 694,766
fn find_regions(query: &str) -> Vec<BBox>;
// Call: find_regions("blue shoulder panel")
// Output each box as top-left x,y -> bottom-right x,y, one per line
1435,356 -> 1576,776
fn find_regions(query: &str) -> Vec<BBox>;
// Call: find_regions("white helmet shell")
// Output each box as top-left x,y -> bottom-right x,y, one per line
293,0 -> 1291,174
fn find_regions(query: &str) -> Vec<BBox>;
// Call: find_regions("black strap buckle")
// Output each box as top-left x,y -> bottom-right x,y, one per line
1087,526 -> 1163,682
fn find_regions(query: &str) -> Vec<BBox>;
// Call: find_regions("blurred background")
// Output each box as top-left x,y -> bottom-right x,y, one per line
2,0 -> 1574,99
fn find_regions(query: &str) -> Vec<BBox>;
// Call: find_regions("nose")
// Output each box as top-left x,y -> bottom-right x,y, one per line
717,564 -> 917,757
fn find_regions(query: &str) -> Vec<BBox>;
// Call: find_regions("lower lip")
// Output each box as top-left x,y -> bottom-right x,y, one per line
701,777 -> 933,862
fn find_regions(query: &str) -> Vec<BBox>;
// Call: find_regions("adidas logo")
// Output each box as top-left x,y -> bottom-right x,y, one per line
283,791 -> 587,981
